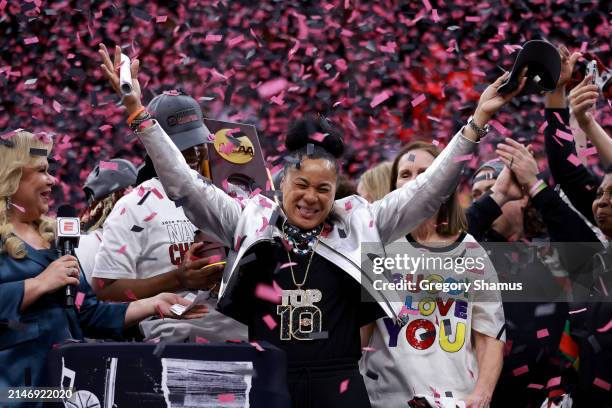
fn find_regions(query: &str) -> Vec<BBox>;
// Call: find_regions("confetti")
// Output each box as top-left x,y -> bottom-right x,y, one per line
536,328 -> 549,339
593,377 -> 612,391
124,289 -> 138,300
512,365 -> 529,376
527,383 -> 544,390
24,36 -> 39,45
75,292 -> 85,311
254,283 -> 281,303
370,91 -> 391,108
597,319 -> 612,333
410,93 -> 426,107
339,379 -> 349,394
555,129 -> 574,141
131,225 -> 144,232
117,244 -> 127,254
452,154 -> 474,163
566,154 -> 581,167
262,314 -> 277,330
546,377 -> 561,388
143,212 -> 158,222
250,341 -> 265,351
195,336 -> 209,343
218,394 -> 235,403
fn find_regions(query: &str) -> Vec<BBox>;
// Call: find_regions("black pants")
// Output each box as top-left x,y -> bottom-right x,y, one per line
288,359 -> 371,408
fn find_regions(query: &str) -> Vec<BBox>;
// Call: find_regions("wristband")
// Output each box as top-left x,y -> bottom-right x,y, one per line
126,106 -> 146,127
529,179 -> 546,197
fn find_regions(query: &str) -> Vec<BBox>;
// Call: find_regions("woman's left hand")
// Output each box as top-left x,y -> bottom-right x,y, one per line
149,293 -> 209,319
495,138 -> 539,188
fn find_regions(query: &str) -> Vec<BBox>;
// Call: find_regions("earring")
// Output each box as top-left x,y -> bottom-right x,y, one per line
5,196 -> 10,210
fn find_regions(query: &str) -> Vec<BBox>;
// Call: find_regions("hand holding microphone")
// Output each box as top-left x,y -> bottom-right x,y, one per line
56,205 -> 81,307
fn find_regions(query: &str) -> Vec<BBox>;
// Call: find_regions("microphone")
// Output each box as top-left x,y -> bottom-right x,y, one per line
56,205 -> 81,307
119,53 -> 132,96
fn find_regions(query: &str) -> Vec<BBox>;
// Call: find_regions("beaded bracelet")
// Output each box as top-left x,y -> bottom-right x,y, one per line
528,179 -> 546,198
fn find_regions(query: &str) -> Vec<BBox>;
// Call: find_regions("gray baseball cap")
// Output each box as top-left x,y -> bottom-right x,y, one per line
147,90 -> 210,151
83,159 -> 138,204
473,159 -> 505,183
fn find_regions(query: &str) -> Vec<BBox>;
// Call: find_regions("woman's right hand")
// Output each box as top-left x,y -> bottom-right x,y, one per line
98,43 -> 144,116
569,74 -> 599,129
35,255 -> 80,294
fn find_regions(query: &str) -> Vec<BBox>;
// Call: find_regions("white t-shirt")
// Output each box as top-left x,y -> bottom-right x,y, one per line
361,232 -> 505,407
92,178 -> 247,342
75,229 -> 102,286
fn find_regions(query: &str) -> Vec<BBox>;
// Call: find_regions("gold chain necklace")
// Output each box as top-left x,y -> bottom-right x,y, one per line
282,219 -> 322,289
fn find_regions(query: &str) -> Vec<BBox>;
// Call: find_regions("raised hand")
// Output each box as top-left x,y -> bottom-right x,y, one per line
98,43 -> 144,115
569,74 -> 599,128
473,67 -> 528,125
495,139 -> 539,188
557,45 -> 581,90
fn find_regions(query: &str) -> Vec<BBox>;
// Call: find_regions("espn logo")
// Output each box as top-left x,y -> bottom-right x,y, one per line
57,218 -> 80,236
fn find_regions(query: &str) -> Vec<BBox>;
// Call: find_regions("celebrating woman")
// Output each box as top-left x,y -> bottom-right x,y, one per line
361,141 -> 505,408
0,130 -> 206,404
99,43 -> 525,407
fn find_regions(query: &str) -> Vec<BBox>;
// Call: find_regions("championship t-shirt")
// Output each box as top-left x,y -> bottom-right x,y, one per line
92,178 -> 247,341
361,232 -> 505,407
223,238 -> 386,363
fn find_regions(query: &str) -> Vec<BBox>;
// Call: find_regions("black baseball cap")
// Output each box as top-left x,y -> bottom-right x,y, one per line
147,90 -> 210,151
498,40 -> 561,96
83,158 -> 138,204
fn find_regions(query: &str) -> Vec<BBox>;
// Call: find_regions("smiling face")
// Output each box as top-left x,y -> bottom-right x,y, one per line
10,159 -> 55,221
280,158 -> 337,229
395,149 -> 435,189
593,174 -> 612,237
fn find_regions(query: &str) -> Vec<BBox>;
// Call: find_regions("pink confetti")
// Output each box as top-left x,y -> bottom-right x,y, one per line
156,15 -> 167,23
566,154 -> 581,167
339,379 -> 350,394
262,314 -> 278,330
536,328 -> 549,339
513,365 -> 529,376
218,394 -> 235,403
465,16 -> 481,22
254,283 -> 281,304
24,36 -> 39,45
250,341 -> 265,352
143,212 -> 158,222
195,336 -> 209,343
546,376 -> 561,388
52,100 -> 63,113
422,0 -> 432,11
432,9 -> 440,22
99,161 -> 119,171
205,34 -> 223,43
10,202 -> 25,213
279,262 -> 298,270
120,208 -> 126,216
555,129 -> 574,141
235,235 -> 246,251
593,377 -> 612,391
75,292 -> 85,311
311,132 -> 327,142
553,112 -> 565,124
155,304 -> 165,319
361,346 -> 376,352
151,188 -> 164,199
410,93 -> 426,107
117,245 -> 127,254
579,146 -> 598,158
258,78 -> 288,98
344,200 -> 352,211
98,124 -> 112,132
527,384 -> 544,390
580,41 -> 588,53
222,178 -> 229,192
597,319 -> 612,333
228,35 -> 244,47
208,254 -> 223,264
453,154 -> 473,163
257,216 -> 269,233
259,197 -> 272,208
369,220 -> 374,228
370,91 -> 391,108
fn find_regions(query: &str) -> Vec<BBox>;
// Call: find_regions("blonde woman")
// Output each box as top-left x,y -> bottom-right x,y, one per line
0,131 -> 206,400
357,162 -> 392,203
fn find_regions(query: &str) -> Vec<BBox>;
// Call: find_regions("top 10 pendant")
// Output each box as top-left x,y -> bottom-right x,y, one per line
277,289 -> 323,341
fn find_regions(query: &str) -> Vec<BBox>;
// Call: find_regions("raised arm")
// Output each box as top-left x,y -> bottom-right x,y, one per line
97,43 -> 241,247
373,70 -> 527,243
